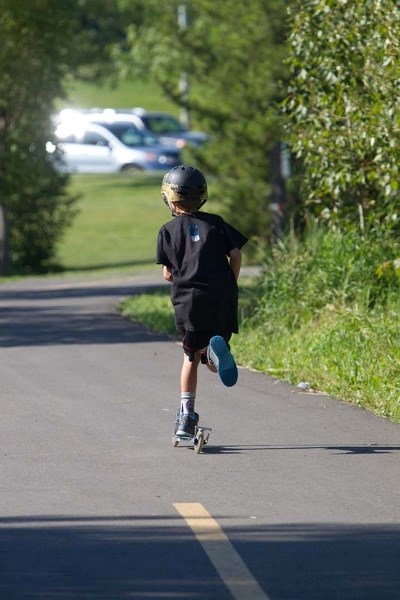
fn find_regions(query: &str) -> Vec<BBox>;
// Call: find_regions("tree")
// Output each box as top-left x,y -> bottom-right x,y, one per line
0,0 -> 137,272
0,1 -> 77,271
116,0 -> 290,244
284,0 -> 400,228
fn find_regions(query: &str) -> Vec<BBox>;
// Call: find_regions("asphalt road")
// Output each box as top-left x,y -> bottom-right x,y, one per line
1,272 -> 399,600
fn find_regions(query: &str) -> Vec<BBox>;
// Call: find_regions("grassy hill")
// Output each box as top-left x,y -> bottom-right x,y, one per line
55,78 -> 179,275
56,173 -> 165,274
59,77 -> 178,114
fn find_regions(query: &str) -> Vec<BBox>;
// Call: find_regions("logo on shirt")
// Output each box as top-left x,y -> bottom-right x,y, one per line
189,223 -> 200,242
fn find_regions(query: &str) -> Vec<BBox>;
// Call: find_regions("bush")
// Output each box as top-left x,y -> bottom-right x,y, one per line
285,0 -> 400,225
233,224 -> 400,421
4,147 -> 78,272
249,223 -> 399,326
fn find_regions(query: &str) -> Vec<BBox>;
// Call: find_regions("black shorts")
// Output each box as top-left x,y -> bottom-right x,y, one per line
179,329 -> 232,361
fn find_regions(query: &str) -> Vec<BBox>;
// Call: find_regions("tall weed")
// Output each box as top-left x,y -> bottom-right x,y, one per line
249,224 -> 399,325
234,224 -> 400,421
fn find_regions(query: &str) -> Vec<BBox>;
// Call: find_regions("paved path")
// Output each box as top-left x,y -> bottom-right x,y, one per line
0,272 -> 399,599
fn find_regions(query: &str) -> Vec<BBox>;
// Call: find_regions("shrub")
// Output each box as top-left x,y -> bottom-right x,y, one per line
233,224 -> 400,420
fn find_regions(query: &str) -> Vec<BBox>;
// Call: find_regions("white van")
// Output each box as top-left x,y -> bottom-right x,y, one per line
49,118 -> 181,173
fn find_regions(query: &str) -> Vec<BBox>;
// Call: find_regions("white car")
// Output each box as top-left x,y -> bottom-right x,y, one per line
57,108 -> 209,149
49,118 -> 181,174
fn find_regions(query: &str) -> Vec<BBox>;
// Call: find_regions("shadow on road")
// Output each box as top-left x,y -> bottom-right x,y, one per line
0,282 -> 163,302
0,515 -> 399,599
56,259 -> 154,273
0,283 -> 168,348
201,444 -> 400,455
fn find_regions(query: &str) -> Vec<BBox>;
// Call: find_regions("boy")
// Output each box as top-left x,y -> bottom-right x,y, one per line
156,165 -> 248,437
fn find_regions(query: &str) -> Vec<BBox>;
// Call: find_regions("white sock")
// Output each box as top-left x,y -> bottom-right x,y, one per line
181,392 -> 196,415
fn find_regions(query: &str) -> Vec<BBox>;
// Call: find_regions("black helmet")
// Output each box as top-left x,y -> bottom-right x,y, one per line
161,165 -> 208,213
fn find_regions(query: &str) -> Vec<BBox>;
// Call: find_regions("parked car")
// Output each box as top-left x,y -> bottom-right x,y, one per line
50,119 -> 181,174
57,107 -> 209,149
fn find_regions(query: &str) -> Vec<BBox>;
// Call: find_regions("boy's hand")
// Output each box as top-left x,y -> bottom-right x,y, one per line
163,265 -> 173,282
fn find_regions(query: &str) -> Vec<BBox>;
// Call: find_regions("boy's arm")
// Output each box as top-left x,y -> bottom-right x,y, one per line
229,247 -> 242,281
162,265 -> 173,282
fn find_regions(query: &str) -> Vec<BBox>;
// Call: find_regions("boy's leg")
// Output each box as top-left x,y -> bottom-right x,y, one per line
176,351 -> 201,437
180,350 -> 201,395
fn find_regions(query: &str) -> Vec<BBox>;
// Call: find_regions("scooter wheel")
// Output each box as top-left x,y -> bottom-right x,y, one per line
194,431 -> 204,454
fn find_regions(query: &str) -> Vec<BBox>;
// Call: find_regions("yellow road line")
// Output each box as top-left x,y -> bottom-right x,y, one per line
173,503 -> 269,600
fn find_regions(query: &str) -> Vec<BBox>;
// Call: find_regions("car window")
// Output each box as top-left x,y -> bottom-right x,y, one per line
82,131 -> 109,146
96,122 -> 159,147
56,133 -> 78,143
119,128 -> 143,147
142,115 -> 184,134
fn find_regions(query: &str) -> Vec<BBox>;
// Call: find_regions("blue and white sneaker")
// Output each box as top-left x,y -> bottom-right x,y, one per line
176,412 -> 199,437
208,335 -> 238,387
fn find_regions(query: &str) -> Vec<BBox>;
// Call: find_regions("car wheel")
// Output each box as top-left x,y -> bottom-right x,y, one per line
120,164 -> 143,173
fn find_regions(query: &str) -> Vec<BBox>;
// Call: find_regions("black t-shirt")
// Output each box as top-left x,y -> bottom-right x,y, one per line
156,211 -> 248,333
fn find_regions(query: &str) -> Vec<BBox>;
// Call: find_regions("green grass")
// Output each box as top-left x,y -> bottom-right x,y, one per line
236,301 -> 400,422
58,77 -> 179,114
120,288 -> 174,335
55,172 -> 165,273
